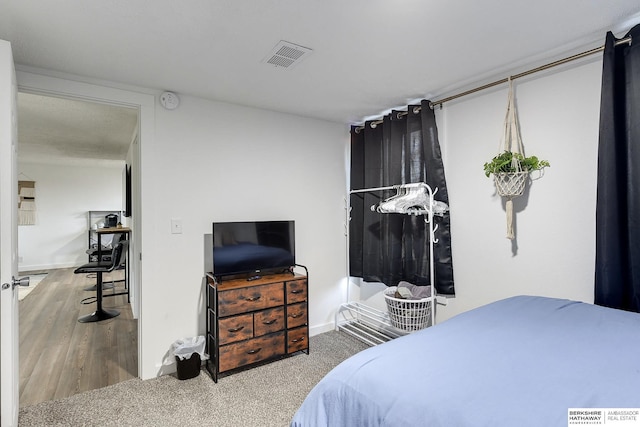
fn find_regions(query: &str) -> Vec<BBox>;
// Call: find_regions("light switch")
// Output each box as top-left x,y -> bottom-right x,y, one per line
171,219 -> 183,234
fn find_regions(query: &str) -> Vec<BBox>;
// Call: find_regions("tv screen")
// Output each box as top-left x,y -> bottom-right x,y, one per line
212,220 -> 295,277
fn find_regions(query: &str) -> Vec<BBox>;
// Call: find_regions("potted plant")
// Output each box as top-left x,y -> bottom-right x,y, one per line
483,151 -> 550,197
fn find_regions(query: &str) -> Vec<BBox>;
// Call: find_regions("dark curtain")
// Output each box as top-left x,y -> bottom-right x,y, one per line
595,24 -> 640,312
349,100 -> 455,295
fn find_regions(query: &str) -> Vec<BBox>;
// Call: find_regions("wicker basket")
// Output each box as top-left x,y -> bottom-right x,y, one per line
383,287 -> 432,331
493,171 -> 528,197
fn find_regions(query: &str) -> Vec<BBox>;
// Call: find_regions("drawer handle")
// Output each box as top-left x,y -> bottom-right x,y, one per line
262,319 -> 277,325
247,348 -> 262,355
291,337 -> 305,343
228,326 -> 245,333
291,289 -> 303,294
290,313 -> 302,318
245,296 -> 261,302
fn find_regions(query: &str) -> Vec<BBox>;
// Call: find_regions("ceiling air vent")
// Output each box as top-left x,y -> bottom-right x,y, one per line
262,41 -> 312,69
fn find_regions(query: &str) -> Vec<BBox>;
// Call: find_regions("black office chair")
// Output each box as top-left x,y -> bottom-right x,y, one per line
75,240 -> 129,323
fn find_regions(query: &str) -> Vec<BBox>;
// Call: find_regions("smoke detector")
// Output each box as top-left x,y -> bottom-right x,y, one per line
262,40 -> 313,69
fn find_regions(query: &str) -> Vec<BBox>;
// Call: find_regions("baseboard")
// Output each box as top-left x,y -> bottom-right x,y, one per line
19,261 -> 80,273
309,321 -> 335,337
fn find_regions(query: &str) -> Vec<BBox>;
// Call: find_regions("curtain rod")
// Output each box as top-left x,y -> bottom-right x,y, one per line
354,35 -> 632,133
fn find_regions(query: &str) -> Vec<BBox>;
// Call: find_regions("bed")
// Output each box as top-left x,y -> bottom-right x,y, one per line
291,295 -> 640,426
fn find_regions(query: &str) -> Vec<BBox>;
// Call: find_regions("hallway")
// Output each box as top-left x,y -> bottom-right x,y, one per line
18,267 -> 137,407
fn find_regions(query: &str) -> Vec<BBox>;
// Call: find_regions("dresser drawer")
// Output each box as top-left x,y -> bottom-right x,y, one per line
218,332 -> 285,372
254,306 -> 285,336
287,326 -> 308,353
218,313 -> 254,345
287,302 -> 307,328
286,279 -> 307,303
218,283 -> 284,317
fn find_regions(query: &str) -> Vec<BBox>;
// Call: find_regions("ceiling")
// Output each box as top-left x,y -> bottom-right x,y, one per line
17,93 -> 138,164
2,1 -> 640,161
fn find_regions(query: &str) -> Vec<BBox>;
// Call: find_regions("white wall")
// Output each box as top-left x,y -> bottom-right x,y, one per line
18,161 -> 123,271
355,58 -> 602,323
439,58 -> 602,320
140,95 -> 348,377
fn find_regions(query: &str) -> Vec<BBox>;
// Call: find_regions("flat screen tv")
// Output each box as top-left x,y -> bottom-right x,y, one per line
212,220 -> 295,277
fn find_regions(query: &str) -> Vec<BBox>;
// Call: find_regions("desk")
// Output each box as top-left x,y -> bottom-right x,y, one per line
96,226 -> 131,255
96,226 -> 131,301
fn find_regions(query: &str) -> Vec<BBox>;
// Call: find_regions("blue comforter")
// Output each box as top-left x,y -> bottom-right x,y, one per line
291,296 -> 640,426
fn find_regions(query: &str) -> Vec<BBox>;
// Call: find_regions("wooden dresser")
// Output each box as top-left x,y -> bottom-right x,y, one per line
205,270 -> 309,382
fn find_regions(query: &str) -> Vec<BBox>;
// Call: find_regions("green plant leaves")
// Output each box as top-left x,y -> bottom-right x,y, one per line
484,151 -> 550,177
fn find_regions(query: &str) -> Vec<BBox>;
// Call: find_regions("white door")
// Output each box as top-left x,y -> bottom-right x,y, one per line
0,39 -> 20,427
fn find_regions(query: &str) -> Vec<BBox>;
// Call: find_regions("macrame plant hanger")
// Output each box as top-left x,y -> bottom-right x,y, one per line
495,77 -> 527,240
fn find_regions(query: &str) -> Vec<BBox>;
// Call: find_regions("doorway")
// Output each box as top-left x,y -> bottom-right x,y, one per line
16,91 -> 140,406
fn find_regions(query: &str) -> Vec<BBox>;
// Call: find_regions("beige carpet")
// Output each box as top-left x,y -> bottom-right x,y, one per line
18,331 -> 369,427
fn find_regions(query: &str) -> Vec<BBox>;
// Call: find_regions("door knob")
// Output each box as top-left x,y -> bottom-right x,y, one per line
1,276 -> 30,290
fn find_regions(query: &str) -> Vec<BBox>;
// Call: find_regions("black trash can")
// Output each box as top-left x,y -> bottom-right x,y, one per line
175,352 -> 201,380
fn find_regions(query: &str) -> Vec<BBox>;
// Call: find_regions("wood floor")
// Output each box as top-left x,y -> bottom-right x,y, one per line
18,267 -> 138,407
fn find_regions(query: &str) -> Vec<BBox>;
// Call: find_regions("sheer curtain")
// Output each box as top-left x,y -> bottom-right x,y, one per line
595,24 -> 640,312
349,100 -> 454,295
